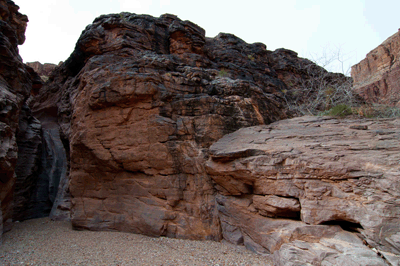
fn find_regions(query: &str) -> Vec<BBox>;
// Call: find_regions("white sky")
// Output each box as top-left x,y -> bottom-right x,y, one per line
16,0 -> 400,74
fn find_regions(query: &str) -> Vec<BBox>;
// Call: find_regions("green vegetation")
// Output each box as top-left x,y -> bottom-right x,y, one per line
218,69 -> 229,77
119,13 -> 127,22
321,104 -> 353,117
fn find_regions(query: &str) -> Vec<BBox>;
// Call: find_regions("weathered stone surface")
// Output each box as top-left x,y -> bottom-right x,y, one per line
26,61 -> 58,83
30,12 -> 342,242
0,0 -> 34,236
12,105 -> 70,221
352,29 -> 400,106
12,104 -> 42,221
38,125 -> 69,220
28,11 -> 388,265
273,237 -> 387,266
207,116 -> 400,264
253,195 -> 300,218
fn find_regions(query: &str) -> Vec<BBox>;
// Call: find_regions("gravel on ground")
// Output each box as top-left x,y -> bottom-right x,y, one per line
0,217 -> 272,266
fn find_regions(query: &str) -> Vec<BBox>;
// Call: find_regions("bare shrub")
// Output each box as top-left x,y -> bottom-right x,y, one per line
282,62 -> 361,117
282,49 -> 400,118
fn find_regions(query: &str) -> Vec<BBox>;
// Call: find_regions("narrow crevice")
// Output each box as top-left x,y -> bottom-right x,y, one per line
321,220 -> 363,233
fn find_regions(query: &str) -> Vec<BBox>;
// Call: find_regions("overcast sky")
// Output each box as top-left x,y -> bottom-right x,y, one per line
16,0 -> 400,74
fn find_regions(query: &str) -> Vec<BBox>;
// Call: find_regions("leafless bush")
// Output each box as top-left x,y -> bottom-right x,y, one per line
283,49 -> 400,118
282,62 -> 361,116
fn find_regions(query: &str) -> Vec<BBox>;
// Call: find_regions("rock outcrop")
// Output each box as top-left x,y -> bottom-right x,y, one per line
207,116 -> 400,265
0,0 -> 33,236
6,6 -> 396,264
31,12 -> 342,241
26,61 -> 58,82
352,29 -> 400,106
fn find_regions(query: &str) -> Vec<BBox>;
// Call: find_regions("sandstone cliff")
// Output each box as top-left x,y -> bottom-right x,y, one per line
31,12 -> 340,238
352,29 -> 400,106
4,6 -> 398,264
29,12 -> 400,265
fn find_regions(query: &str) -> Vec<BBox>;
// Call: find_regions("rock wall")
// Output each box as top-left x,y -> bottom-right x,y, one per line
31,12 -> 344,242
352,29 -> 400,106
207,116 -> 400,265
6,6 -> 394,264
0,0 -> 31,235
0,0 -> 60,237
26,61 -> 58,82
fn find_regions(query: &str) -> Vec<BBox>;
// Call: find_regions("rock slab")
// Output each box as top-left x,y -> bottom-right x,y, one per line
207,116 -> 400,265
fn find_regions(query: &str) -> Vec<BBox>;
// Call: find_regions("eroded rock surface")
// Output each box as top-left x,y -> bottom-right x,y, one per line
207,116 -> 400,265
352,29 -> 400,106
30,12 -> 343,241
26,61 -> 58,82
28,11 -> 393,265
0,0 -> 33,234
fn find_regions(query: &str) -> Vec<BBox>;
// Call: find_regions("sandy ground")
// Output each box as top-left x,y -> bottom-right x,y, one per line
0,217 -> 272,266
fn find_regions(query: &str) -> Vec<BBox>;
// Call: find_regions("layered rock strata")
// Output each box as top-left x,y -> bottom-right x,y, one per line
0,0 -> 31,235
207,116 -> 400,265
0,0 -> 60,236
31,12 -> 341,240
352,29 -> 400,106
27,11 -> 398,266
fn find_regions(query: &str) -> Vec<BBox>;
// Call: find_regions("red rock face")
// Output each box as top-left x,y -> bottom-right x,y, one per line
352,30 -> 400,106
31,12 -> 338,240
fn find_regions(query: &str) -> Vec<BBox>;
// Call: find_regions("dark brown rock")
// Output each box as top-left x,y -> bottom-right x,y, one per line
0,0 -> 34,236
352,29 -> 400,106
12,104 -> 42,221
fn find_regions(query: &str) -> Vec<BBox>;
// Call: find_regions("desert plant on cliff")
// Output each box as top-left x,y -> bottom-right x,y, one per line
282,48 -> 400,118
218,69 -> 229,77
282,62 -> 359,117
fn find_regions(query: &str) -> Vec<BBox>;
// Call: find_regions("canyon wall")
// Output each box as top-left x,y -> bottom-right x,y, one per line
0,0 -> 63,240
352,29 -> 400,106
26,61 -> 58,82
29,12 -> 400,264
3,4 -> 399,264
31,13 -> 338,238
0,0 -> 32,237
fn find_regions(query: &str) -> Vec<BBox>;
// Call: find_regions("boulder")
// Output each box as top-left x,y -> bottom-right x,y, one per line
207,116 -> 400,264
352,29 -> 400,106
